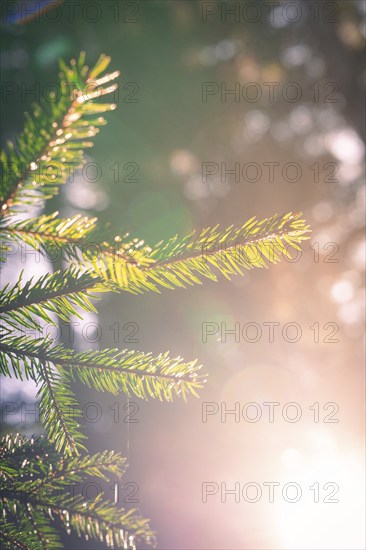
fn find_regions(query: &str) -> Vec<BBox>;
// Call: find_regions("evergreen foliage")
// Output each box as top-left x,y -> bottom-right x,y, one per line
0,53 -> 310,548
0,433 -> 155,549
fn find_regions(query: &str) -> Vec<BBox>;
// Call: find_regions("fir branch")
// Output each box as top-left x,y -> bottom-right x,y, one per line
0,336 -> 205,402
1,211 -> 310,294
25,506 -> 55,550
0,52 -> 119,214
0,519 -> 41,550
35,362 -> 85,455
0,211 -> 150,268
24,451 -> 127,495
92,211 -> 311,293
0,267 -> 108,331
0,433 -> 57,465
0,212 -> 98,258
0,434 -> 155,549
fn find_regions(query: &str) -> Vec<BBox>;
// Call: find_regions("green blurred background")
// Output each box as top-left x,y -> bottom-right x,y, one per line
1,1 -> 365,549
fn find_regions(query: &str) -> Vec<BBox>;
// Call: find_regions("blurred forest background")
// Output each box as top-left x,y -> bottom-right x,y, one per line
1,1 -> 365,549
